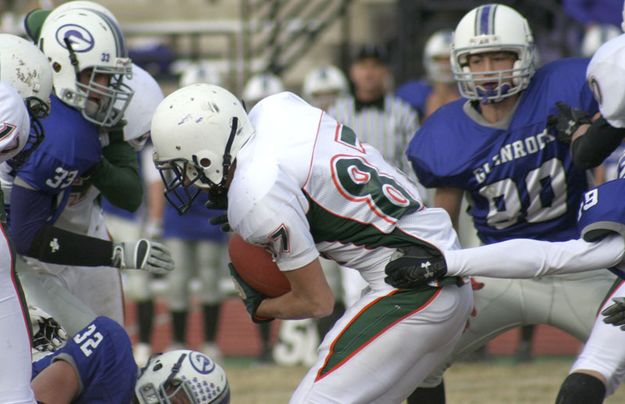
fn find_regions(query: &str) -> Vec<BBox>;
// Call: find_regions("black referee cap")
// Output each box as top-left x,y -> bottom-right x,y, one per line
353,44 -> 389,65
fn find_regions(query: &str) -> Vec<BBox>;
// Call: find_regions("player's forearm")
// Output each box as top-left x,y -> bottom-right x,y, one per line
444,235 -> 625,278
571,117 -> 625,169
90,142 -> 143,212
256,290 -> 335,320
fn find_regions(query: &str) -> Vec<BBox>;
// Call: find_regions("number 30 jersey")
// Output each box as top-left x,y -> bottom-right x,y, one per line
407,58 -> 597,243
229,92 -> 460,291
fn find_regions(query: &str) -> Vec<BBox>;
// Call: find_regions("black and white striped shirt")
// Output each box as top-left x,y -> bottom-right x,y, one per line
328,93 -> 420,177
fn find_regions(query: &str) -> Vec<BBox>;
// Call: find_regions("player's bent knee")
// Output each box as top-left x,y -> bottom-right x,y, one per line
556,372 -> 606,404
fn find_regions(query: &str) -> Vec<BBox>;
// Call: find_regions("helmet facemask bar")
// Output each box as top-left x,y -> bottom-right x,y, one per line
62,37 -> 133,127
156,159 -> 204,215
453,45 -> 535,104
75,64 -> 133,127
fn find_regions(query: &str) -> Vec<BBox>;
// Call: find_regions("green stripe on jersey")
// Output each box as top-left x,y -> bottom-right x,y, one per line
316,287 -> 440,379
305,194 -> 437,252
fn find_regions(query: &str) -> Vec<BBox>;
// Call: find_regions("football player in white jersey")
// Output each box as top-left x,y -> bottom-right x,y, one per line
0,33 -> 52,404
151,84 -> 473,403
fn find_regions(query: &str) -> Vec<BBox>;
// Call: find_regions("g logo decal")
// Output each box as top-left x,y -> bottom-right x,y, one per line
55,24 -> 94,52
189,351 -> 216,375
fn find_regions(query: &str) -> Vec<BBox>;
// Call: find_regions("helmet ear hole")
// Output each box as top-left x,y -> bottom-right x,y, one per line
200,157 -> 211,168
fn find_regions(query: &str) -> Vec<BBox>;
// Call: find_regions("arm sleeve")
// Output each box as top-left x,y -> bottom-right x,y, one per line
571,117 -> 625,169
444,234 -> 625,278
11,183 -> 115,266
89,140 -> 143,212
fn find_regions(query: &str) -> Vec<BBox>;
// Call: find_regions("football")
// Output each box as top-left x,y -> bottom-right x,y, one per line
228,233 -> 291,297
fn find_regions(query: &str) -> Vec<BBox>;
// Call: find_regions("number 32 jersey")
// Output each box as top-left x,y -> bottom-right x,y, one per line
407,58 -> 597,243
32,316 -> 137,403
229,92 -> 460,291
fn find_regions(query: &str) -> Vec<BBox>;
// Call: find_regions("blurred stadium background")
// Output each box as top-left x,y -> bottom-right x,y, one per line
1,0 -> 588,96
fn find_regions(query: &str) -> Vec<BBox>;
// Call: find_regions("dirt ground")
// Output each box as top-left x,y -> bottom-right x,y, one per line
223,357 -> 625,404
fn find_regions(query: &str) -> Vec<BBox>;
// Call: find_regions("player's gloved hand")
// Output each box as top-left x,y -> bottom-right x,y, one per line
384,246 -> 447,289
228,263 -> 273,323
112,239 -> 175,275
29,305 -> 68,353
209,214 -> 231,232
546,101 -> 592,143
601,297 -> 625,330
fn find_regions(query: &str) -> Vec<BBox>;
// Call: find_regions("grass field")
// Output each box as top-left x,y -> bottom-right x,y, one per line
223,357 -> 625,403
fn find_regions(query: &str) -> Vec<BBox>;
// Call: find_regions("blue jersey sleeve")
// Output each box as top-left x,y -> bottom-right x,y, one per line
578,179 -> 625,242
32,316 -> 137,404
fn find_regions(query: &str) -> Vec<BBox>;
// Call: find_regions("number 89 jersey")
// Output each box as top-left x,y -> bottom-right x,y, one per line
407,58 -> 596,243
229,92 -> 460,290
32,316 -> 137,403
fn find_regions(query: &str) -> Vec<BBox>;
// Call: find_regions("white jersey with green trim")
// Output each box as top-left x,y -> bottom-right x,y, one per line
228,92 -> 460,291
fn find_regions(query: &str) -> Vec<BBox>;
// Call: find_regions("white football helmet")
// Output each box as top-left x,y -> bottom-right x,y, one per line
179,61 -> 222,87
581,24 -> 621,57
151,84 -> 254,213
0,84 -> 32,163
423,29 -> 454,83
0,33 -> 52,115
122,64 -> 164,151
135,350 -> 230,404
451,3 -> 535,103
242,73 -> 284,108
302,65 -> 348,109
0,34 -> 53,165
49,0 -> 119,23
38,8 -> 133,127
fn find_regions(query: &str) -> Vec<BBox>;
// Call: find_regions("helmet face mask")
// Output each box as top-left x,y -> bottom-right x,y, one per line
451,4 -> 535,104
39,8 -> 134,127
135,350 -> 230,404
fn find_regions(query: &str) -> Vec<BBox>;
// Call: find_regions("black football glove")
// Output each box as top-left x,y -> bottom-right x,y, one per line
384,245 -> 447,289
546,101 -> 592,144
229,263 -> 273,323
209,214 -> 231,232
602,297 -> 625,330
30,305 -> 68,353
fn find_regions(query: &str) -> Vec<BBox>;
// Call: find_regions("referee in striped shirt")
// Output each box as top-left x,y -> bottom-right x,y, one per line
328,44 -> 426,200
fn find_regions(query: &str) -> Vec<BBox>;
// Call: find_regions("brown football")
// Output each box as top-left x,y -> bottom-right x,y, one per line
228,233 -> 291,297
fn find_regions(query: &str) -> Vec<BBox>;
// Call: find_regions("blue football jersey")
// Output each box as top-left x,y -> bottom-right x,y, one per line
395,79 -> 432,119
163,189 -> 227,242
32,316 -> 137,404
578,179 -> 625,242
407,58 -> 597,243
15,95 -> 102,222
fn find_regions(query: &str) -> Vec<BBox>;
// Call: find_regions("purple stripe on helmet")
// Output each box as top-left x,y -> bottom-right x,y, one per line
478,4 -> 493,35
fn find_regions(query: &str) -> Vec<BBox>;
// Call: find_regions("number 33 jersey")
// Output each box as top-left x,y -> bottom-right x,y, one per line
229,92 -> 460,291
407,58 -> 597,243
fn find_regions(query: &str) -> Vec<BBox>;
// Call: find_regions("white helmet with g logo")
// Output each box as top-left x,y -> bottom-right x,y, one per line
38,8 -> 133,127
151,84 -> 254,213
135,349 -> 230,404
451,3 -> 535,103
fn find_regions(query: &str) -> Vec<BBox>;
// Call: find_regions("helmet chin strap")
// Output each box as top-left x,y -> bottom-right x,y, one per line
196,116 -> 239,203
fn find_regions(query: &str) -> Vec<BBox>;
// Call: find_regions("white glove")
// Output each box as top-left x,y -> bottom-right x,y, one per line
29,305 -> 68,353
112,239 -> 175,275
